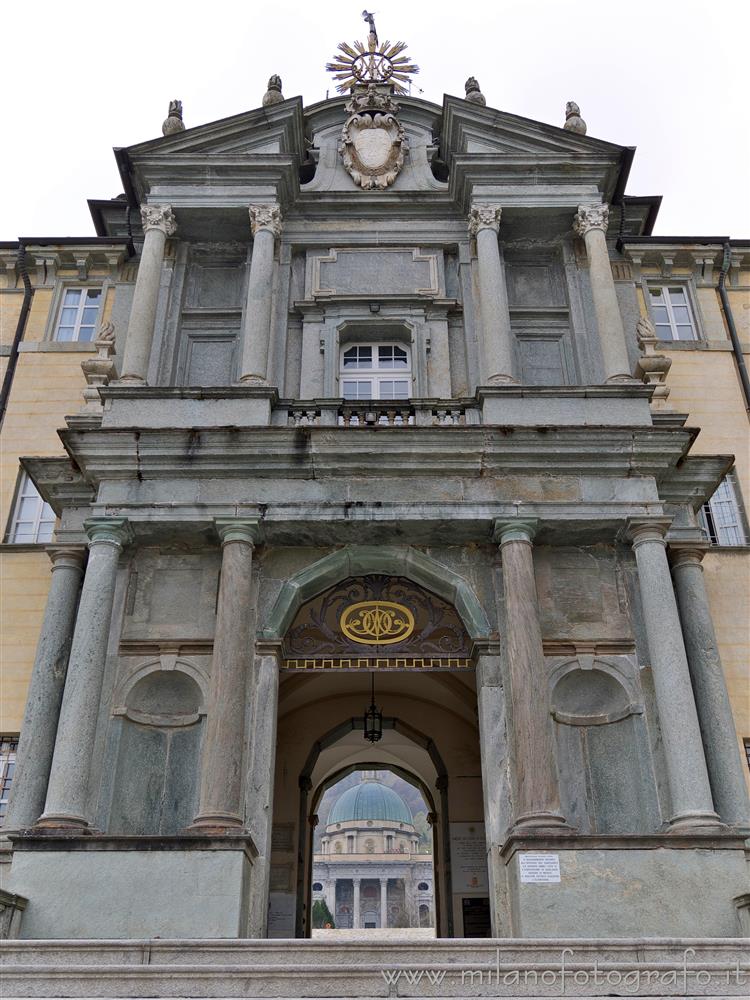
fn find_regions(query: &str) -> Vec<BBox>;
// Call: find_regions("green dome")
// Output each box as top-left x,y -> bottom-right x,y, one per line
328,781 -> 413,826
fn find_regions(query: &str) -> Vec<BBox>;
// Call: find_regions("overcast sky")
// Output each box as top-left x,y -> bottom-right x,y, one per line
3,0 -> 748,239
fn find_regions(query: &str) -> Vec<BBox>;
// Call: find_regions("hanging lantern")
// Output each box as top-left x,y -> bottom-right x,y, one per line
363,672 -> 383,743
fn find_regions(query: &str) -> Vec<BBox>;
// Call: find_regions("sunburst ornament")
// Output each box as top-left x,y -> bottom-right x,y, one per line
326,11 -> 419,96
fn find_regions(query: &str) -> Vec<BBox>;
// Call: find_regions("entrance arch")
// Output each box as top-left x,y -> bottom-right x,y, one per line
297,718 -> 453,937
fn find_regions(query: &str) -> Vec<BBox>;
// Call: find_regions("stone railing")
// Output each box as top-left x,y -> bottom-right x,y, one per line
275,399 -> 478,428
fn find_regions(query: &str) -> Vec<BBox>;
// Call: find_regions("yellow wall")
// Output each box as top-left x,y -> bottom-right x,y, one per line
0,277 -> 110,730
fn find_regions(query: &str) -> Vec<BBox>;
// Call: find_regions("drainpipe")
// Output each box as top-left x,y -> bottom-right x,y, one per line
718,243 -> 750,416
0,243 -> 34,430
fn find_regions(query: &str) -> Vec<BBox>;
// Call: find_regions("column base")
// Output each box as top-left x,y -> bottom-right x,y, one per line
237,373 -> 268,386
511,810 -> 575,835
188,812 -> 244,835
34,813 -> 94,834
666,810 -> 725,834
605,373 -> 640,384
485,373 -> 519,385
115,375 -> 147,386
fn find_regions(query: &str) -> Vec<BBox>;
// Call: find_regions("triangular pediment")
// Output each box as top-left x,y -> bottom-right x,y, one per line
125,97 -> 306,160
441,96 -> 626,159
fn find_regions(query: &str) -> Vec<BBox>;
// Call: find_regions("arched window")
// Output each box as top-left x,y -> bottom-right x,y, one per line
339,343 -> 411,400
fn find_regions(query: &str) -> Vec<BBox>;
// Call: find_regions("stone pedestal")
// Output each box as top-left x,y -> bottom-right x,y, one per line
573,204 -> 633,383
239,205 -> 281,384
469,205 -> 516,385
4,548 -> 85,832
494,521 -> 569,832
119,205 -> 176,385
192,520 -> 260,831
37,520 -> 131,830
628,521 -> 721,830
670,544 -> 750,828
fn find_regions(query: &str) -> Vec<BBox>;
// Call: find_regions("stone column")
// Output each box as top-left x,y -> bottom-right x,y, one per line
628,521 -> 721,829
352,878 -> 361,929
192,519 -> 260,831
670,544 -> 750,828
245,650 -> 280,937
37,519 -> 131,829
380,878 -> 388,928
3,547 -> 85,831
239,204 -> 282,384
469,205 -> 516,385
325,879 -> 337,921
573,203 -> 632,382
494,520 -> 569,831
119,205 -> 177,385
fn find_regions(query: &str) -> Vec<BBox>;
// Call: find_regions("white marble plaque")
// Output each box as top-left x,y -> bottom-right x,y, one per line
450,822 -> 488,892
519,853 -> 561,883
267,891 -> 296,938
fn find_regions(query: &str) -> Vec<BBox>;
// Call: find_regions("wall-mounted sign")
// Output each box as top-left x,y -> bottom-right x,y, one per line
450,822 -> 489,893
518,853 -> 561,883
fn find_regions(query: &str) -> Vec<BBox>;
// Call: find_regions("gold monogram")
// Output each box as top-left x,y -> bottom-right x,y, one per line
339,601 -> 415,645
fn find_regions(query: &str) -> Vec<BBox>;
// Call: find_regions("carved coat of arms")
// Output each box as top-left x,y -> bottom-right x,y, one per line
340,86 -> 407,190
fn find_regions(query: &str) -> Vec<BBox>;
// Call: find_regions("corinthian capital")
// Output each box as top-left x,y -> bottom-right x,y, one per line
140,204 -> 177,237
249,203 -> 282,238
468,204 -> 502,237
573,203 -> 609,237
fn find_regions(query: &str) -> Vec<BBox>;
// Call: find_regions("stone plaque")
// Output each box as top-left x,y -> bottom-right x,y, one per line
271,823 -> 295,852
269,864 -> 293,892
267,891 -> 296,938
450,822 -> 488,893
311,248 -> 439,298
519,853 -> 561,883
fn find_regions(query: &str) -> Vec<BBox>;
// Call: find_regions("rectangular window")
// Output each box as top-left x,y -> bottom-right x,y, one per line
700,472 -> 748,546
7,471 -> 56,543
647,286 -> 696,340
342,380 -> 373,400
0,737 -> 18,824
54,287 -> 102,342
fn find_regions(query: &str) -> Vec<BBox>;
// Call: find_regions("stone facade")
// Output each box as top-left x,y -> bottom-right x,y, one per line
0,32 -> 748,987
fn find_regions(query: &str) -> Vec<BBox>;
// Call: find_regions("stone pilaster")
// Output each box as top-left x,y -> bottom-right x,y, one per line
119,205 -> 177,385
670,543 -> 750,828
192,519 -> 261,832
469,205 -> 516,385
239,204 -> 282,384
494,520 -> 569,832
352,878 -> 361,929
3,547 -> 85,831
628,520 -> 722,830
573,203 -> 633,383
37,520 -> 132,830
245,649 -> 281,937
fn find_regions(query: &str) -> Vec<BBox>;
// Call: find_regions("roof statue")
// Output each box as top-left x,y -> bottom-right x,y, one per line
326,13 -> 419,95
563,101 -> 587,135
464,77 -> 486,106
262,75 -> 284,107
161,100 -> 185,137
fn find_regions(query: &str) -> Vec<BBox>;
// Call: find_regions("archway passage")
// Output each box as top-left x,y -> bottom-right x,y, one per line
266,564 -> 494,940
311,768 -> 436,936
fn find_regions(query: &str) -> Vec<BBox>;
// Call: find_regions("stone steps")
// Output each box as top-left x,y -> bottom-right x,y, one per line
1,937 -> 748,998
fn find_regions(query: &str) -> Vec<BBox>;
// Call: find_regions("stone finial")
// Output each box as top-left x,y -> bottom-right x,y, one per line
464,77 -> 486,106
162,99 -> 185,136
262,75 -> 284,107
80,322 -> 117,411
634,314 -> 672,407
563,100 -> 587,135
